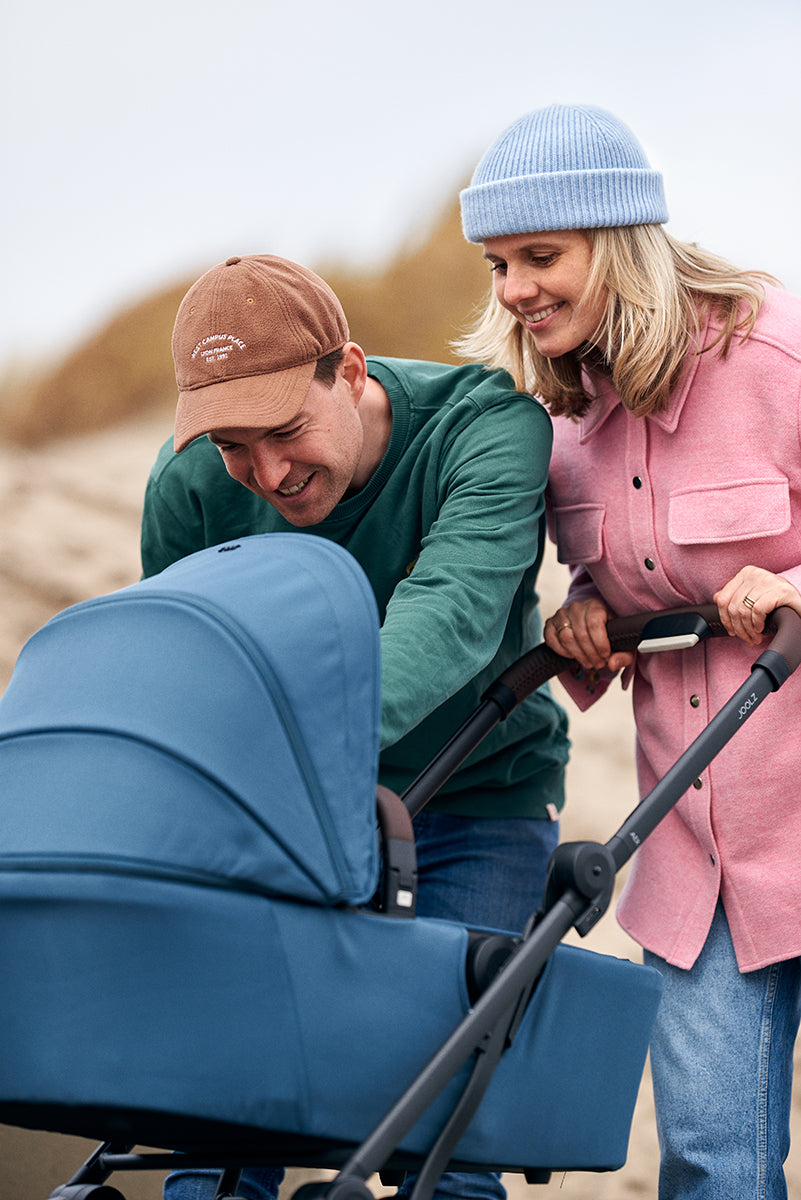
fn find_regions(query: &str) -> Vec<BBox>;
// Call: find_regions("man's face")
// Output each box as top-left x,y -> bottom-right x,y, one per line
207,371 -> 365,527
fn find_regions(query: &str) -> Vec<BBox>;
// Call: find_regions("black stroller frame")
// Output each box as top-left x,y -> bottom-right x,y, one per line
20,603 -> 801,1200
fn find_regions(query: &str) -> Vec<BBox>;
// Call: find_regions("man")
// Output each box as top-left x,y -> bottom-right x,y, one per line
141,254 -> 569,1200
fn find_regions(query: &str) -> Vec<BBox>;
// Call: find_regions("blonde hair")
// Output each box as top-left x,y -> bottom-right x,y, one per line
454,225 -> 778,418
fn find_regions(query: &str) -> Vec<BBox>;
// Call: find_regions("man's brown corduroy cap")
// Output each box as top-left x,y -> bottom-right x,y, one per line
171,254 -> 349,452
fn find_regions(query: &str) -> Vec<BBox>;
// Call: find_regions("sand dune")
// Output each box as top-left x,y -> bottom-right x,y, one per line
1,416 -> 799,1198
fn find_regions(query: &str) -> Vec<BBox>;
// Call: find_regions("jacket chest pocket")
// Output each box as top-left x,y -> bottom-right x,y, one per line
668,478 -> 791,545
549,503 -> 605,565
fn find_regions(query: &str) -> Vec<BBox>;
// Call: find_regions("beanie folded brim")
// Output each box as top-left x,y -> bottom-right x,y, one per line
460,169 -> 668,242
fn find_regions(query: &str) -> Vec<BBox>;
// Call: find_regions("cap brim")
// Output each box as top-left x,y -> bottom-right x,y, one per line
173,360 -> 317,453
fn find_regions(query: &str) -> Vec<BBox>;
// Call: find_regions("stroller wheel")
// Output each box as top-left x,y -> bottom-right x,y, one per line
292,1179 -> 374,1200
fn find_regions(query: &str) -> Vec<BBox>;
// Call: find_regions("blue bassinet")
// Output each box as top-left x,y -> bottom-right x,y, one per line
0,534 -> 662,1197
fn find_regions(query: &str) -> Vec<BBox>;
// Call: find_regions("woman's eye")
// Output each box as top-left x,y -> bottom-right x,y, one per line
490,262 -> 507,273
532,254 -> 557,267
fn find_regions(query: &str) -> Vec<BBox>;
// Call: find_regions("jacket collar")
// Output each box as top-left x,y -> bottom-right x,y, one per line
577,312 -> 712,443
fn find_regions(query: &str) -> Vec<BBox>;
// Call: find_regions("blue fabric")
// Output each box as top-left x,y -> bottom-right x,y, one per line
0,868 -> 661,1172
165,1168 -> 283,1200
397,813 -> 558,1200
645,902 -> 801,1199
0,534 -> 381,906
411,811 -> 558,931
165,813 -> 560,1200
460,103 -> 668,241
163,1166 -> 508,1200
0,534 -> 662,1195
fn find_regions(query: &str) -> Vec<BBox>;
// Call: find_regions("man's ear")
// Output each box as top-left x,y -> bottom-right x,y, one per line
341,342 -> 368,405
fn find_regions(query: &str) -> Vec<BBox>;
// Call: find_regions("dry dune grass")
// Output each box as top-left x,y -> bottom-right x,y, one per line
0,284 -> 189,445
319,204 -> 490,362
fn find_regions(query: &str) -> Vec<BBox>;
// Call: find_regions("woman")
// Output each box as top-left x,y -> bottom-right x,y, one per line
458,102 -> 801,1199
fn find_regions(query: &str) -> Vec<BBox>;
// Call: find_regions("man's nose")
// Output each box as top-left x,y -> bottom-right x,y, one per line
250,442 -> 289,492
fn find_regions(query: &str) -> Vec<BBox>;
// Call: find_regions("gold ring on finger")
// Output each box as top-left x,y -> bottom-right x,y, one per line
554,620 -> 572,634
743,594 -> 756,610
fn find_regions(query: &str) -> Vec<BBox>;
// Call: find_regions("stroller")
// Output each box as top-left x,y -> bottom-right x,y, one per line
0,533 -> 799,1200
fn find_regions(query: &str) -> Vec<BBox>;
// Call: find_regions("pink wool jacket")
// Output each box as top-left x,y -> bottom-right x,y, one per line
546,286 -> 801,972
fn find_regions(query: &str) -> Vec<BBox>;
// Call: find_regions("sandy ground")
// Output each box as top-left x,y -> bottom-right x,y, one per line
0,415 -> 799,1198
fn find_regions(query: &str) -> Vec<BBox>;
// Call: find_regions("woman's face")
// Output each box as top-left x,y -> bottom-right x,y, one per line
482,230 -> 607,358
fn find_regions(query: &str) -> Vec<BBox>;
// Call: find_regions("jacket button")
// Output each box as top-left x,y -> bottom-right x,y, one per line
692,778 -> 703,789
644,557 -> 656,570
633,476 -> 643,489
690,695 -> 700,707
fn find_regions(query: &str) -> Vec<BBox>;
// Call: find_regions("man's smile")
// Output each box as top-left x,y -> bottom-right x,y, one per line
277,474 -> 313,497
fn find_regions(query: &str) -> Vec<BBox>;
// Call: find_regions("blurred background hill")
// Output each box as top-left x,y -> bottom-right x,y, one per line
0,200 -> 488,447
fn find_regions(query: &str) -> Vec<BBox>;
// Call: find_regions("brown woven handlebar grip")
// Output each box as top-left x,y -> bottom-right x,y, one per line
492,645 -> 568,701
766,606 -> 801,676
496,602 -> 727,706
496,603 -> 801,708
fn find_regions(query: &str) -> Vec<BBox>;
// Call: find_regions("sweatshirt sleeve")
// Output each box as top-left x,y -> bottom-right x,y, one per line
377,393 -> 552,749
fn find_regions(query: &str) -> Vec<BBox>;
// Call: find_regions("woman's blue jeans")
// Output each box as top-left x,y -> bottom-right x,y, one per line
644,901 -> 801,1200
164,811 -> 559,1200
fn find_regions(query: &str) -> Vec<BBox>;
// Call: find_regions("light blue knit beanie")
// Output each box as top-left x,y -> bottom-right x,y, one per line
460,103 -> 668,242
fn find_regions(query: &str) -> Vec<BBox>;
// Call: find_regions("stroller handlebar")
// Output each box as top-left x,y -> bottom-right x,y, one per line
402,602 -> 801,818
491,602 -> 801,711
758,604 -> 801,678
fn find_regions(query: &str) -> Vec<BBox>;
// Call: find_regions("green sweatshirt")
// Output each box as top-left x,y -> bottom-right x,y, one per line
141,358 -> 568,818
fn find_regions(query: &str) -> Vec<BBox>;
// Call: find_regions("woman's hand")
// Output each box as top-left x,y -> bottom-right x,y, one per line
544,598 -> 635,673
713,566 -> 801,647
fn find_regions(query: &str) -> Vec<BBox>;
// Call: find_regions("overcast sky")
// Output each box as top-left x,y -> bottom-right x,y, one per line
3,0 -> 800,370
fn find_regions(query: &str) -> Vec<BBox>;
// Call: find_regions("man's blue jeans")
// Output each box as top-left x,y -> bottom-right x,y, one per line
164,811 -> 559,1200
644,901 -> 801,1200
